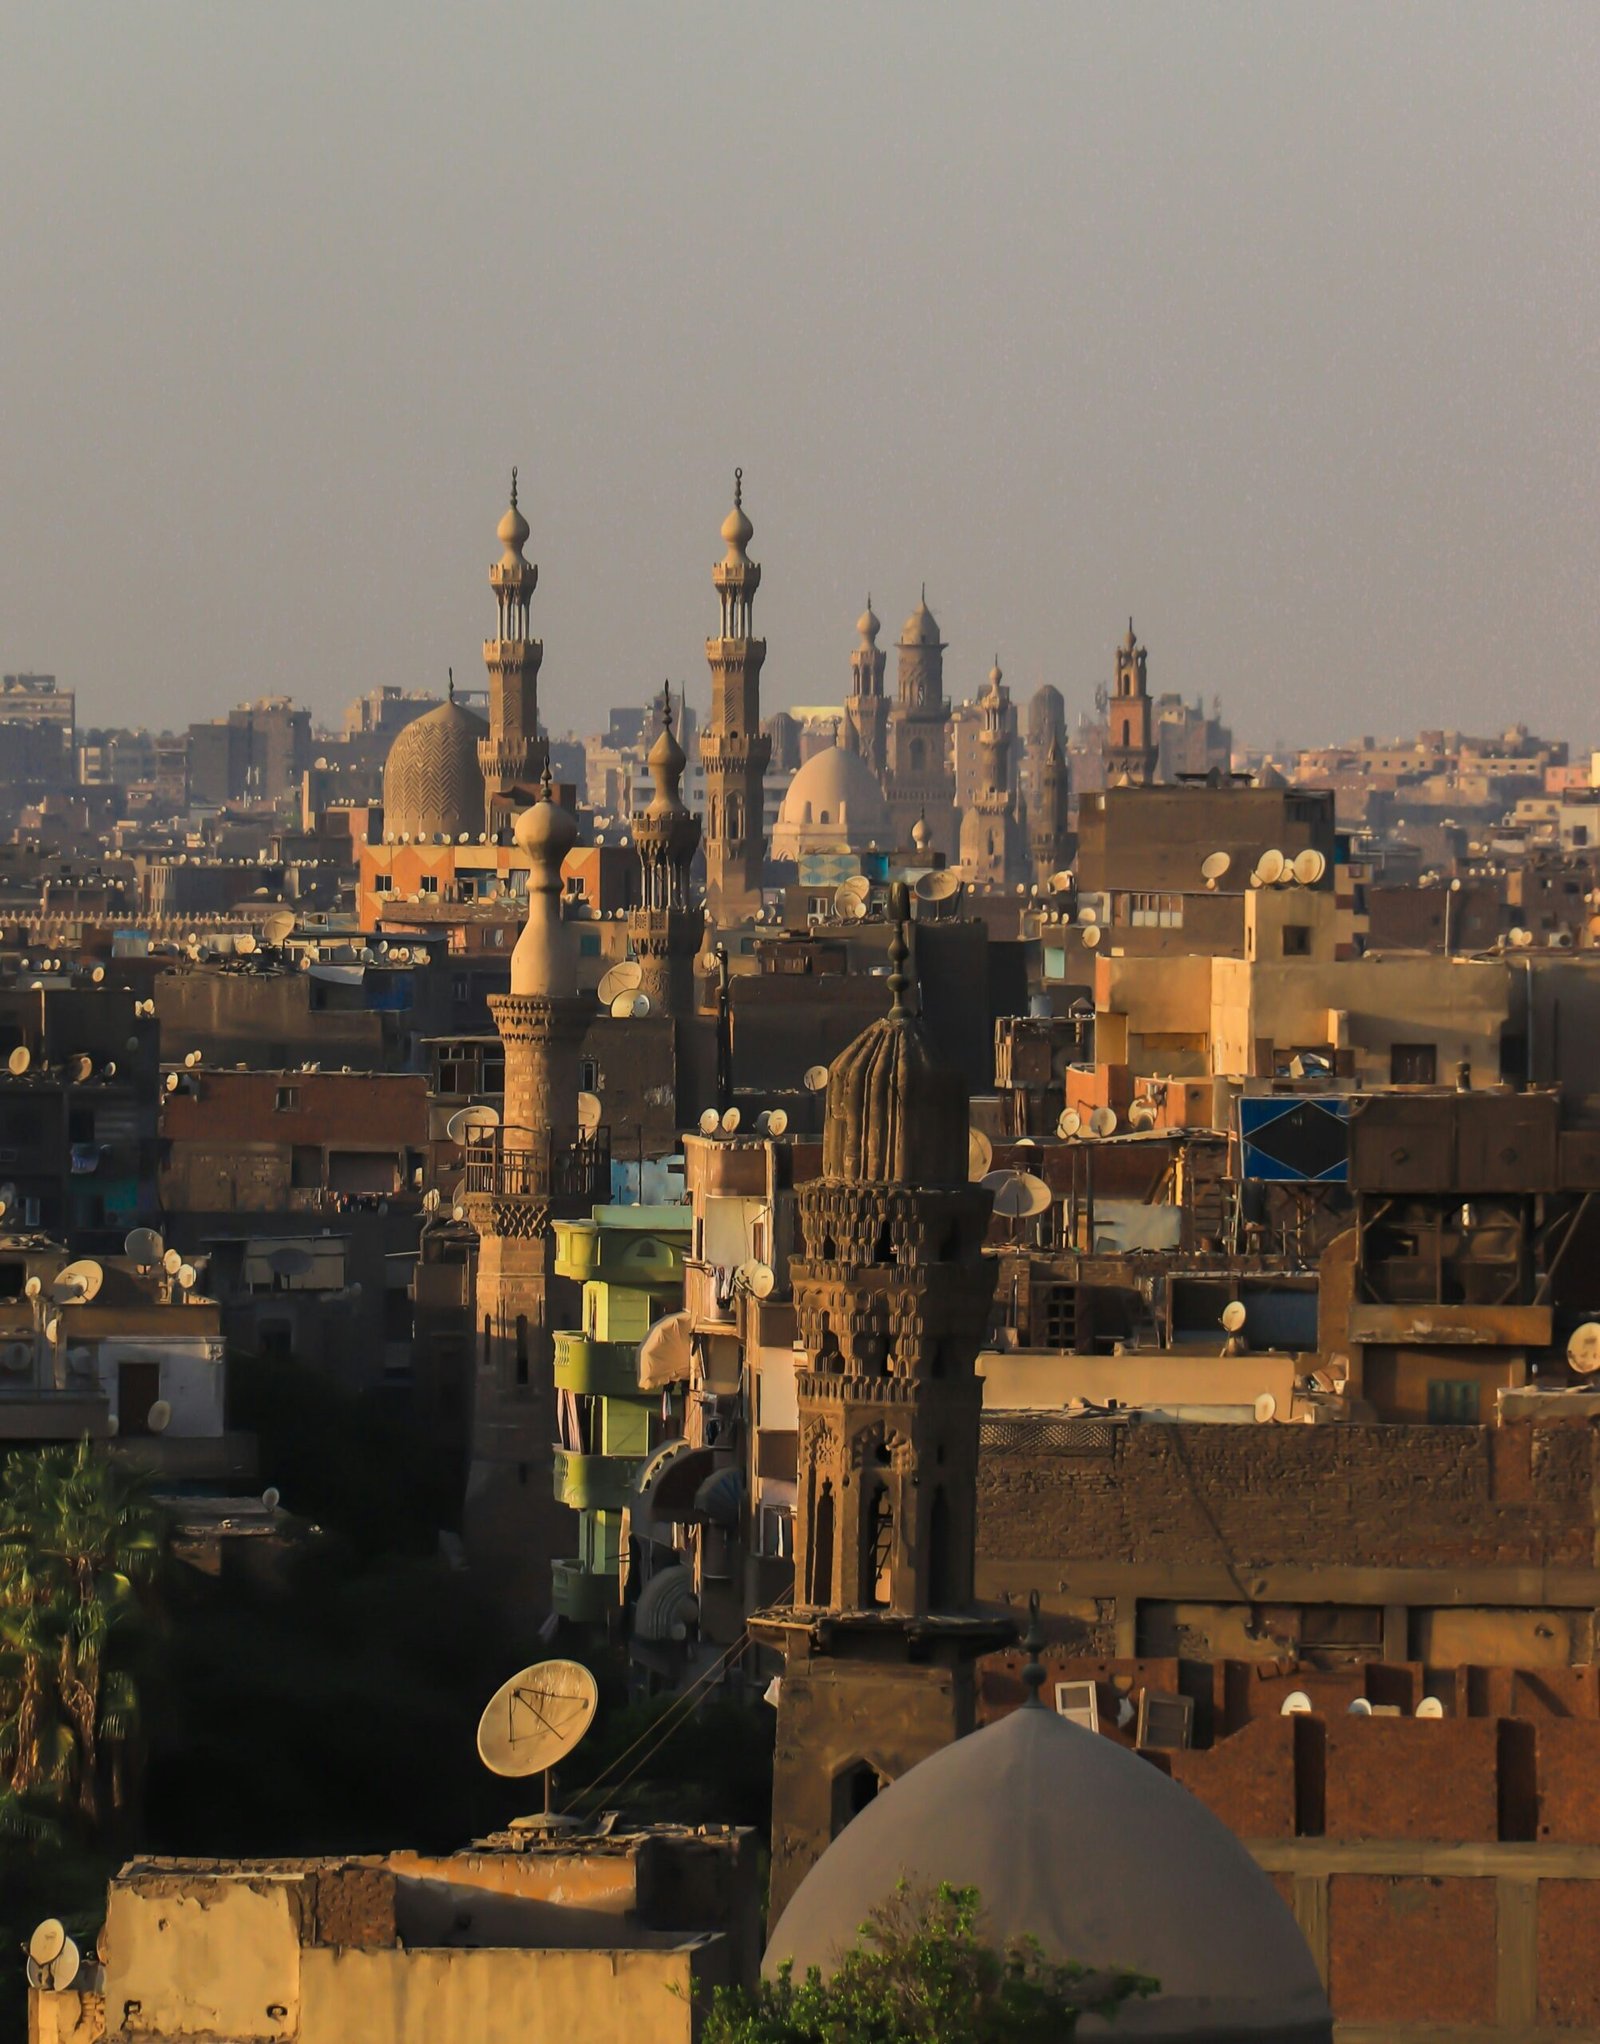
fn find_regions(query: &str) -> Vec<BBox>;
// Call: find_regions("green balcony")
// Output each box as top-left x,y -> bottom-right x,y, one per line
551,1557 -> 617,1625
553,1333 -> 641,1399
552,1447 -> 640,1513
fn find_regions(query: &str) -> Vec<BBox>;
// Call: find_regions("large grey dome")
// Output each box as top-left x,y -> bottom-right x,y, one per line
765,1703 -> 1331,2042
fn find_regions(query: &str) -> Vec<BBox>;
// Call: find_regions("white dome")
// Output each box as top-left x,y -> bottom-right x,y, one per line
765,1704 -> 1331,2041
771,741 -> 892,858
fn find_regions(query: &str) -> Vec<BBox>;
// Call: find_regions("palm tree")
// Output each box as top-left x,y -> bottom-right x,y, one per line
0,1441 -> 164,1830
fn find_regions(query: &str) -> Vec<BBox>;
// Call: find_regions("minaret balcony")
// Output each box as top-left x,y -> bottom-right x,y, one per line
463,1125 -> 610,1207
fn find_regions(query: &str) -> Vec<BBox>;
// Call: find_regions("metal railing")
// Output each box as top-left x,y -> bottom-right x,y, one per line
464,1124 -> 611,1204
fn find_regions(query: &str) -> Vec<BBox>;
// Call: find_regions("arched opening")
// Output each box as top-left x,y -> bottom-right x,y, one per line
928,1487 -> 954,1609
910,738 -> 926,773
515,1314 -> 529,1386
863,1482 -> 894,1608
830,1760 -> 886,1838
874,1218 -> 894,1263
809,1481 -> 835,1605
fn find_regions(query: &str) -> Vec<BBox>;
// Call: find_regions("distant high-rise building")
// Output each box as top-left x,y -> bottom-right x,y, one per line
187,697 -> 312,808
701,472 -> 770,925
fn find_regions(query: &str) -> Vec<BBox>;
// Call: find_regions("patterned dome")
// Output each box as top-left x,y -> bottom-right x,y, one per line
382,696 -> 487,842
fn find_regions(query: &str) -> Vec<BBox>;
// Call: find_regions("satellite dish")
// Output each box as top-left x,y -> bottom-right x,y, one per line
23,1276 -> 40,1300
1293,848 -> 1326,885
765,1108 -> 789,1137
984,1170 -> 1052,1218
720,1107 -> 742,1134
67,1054 -> 93,1085
1253,1392 -> 1277,1424
7,1046 -> 30,1077
262,909 -> 296,945
803,1063 -> 831,1093
1416,1696 -> 1445,1719
147,1399 -> 173,1434
1568,1323 -> 1600,1375
263,1486 -> 281,1512
1127,1101 -> 1156,1129
164,1071 -> 179,1093
236,933 -> 257,956
268,1246 -> 314,1280
968,1127 -> 994,1180
597,960 -> 644,1005
914,868 -> 960,903
33,1935 -> 78,1993
476,1659 -> 598,1778
834,888 -> 867,922
576,1091 -> 602,1132
1348,1697 -> 1373,1716
610,990 -> 651,1018
54,1259 -> 104,1303
1254,849 -> 1287,886
1280,1691 -> 1313,1716
1057,1109 -> 1082,1138
695,948 -> 722,978
123,1228 -> 163,1270
43,1316 -> 61,1346
184,1050 -> 202,1069
162,1249 -> 182,1275
27,1920 -> 65,1967
1221,1300 -> 1248,1333
737,1259 -> 776,1298
836,874 -> 871,908
1088,1106 -> 1118,1137
698,1108 -> 720,1135
446,1105 -> 500,1144
177,1264 -> 197,1291
422,1187 -> 442,1214
1047,869 -> 1074,893
1200,851 -> 1231,884
1081,925 -> 1102,949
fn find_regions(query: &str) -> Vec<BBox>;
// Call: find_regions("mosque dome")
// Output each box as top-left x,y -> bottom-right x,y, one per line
382,696 -> 487,842
764,1703 -> 1331,2042
771,742 -> 892,859
514,779 -> 579,864
498,497 -> 530,554
900,596 -> 943,649
857,601 -> 881,640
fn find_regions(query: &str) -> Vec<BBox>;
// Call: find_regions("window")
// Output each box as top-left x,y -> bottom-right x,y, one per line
275,1087 -> 299,1112
1127,891 -> 1183,929
1428,1379 -> 1480,1425
515,1314 -> 529,1387
419,875 -> 439,895
579,932 -> 602,959
579,1059 -> 598,1093
1390,1042 -> 1438,1085
1282,924 -> 1312,957
373,874 -> 392,894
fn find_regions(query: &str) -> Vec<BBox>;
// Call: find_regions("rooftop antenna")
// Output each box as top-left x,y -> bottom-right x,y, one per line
476,1657 -> 598,1831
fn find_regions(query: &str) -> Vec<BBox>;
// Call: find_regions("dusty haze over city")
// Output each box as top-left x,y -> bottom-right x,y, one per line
2,4 -> 1596,742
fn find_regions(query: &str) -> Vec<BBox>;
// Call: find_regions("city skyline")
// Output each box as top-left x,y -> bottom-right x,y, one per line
3,6 -> 1597,742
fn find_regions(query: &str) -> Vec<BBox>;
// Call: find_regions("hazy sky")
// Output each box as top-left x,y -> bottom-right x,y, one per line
3,4 -> 1596,748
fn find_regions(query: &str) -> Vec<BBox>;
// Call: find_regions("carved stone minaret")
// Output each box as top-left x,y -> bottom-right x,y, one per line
843,600 -> 888,783
701,471 -> 770,925
959,659 -> 1026,891
753,886 -> 1013,1921
480,469 -> 547,820
462,771 -> 603,1615
886,589 -> 955,862
628,682 -> 702,1059
1106,617 -> 1157,787
1030,727 -> 1074,886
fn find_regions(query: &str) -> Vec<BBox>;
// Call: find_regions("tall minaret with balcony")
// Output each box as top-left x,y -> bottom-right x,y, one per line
842,600 -> 889,783
959,659 -> 1026,890
701,471 -> 770,925
480,469 -> 547,822
1030,728 -> 1074,886
629,682 -> 703,1068
752,887 -> 1013,1919
462,773 -> 599,1614
1105,617 -> 1158,787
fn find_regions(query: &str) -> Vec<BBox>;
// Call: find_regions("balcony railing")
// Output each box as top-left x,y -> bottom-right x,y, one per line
464,1125 -> 611,1205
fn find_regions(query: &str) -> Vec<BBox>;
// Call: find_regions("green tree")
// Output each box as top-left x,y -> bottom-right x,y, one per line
0,1441 -> 164,1832
703,1883 -> 1154,2044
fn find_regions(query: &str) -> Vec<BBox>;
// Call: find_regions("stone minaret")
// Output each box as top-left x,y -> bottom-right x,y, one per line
1106,617 -> 1157,787
959,659 -> 1026,891
480,469 -> 548,819
842,600 -> 888,783
628,682 -> 702,1057
753,887 -> 1013,1920
462,772 -> 598,1615
886,590 -> 956,862
701,471 -> 770,925
1031,727 -> 1074,886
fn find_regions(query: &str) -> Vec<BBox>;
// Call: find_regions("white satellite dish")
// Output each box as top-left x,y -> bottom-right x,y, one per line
28,1933 -> 78,1994
1057,1109 -> 1082,1138
576,1091 -> 602,1132
1221,1300 -> 1248,1333
476,1659 -> 598,1778
164,1072 -> 179,1093
27,1920 -> 65,1967
446,1105 -> 501,1144
1415,1696 -> 1445,1718
720,1107 -> 742,1134
90,965 -> 105,983
737,1258 -> 776,1298
985,1170 -> 1053,1219
1293,848 -> 1327,885
1127,1101 -> 1156,1129
1347,1697 -> 1373,1716
915,868 -> 961,903
834,889 -> 867,922
803,1063 -> 831,1093
263,1486 -> 281,1512
162,1248 -> 182,1275
968,1127 -> 994,1180
836,874 -> 871,908
236,933 -> 258,956
1568,1323 -> 1600,1375
67,1054 -> 93,1084
1254,849 -> 1287,886
23,1276 -> 40,1300
1088,1106 -> 1118,1137
1047,869 -> 1074,893
1200,850 -> 1231,885
147,1399 -> 173,1433
1253,1391 -> 1277,1424
176,1264 -> 197,1291
611,990 -> 651,1018
262,909 -> 296,945
1081,925 -> 1102,949
54,1259 -> 104,1303
597,960 -> 644,1005
7,1046 -> 30,1077
698,1108 -> 720,1135
1280,1691 -> 1313,1716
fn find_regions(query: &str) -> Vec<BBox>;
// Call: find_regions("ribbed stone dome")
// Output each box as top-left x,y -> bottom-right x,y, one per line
382,697 -> 487,842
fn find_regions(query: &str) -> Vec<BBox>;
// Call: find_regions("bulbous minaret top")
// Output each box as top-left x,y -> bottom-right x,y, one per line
510,768 -> 578,998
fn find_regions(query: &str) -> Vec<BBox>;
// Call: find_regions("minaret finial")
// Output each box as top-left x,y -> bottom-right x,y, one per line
661,678 -> 674,731
1021,1589 -> 1047,1708
540,760 -> 554,801
734,466 -> 743,509
511,465 -> 519,509
921,580 -> 927,604
886,880 -> 912,1020
447,667 -> 454,702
